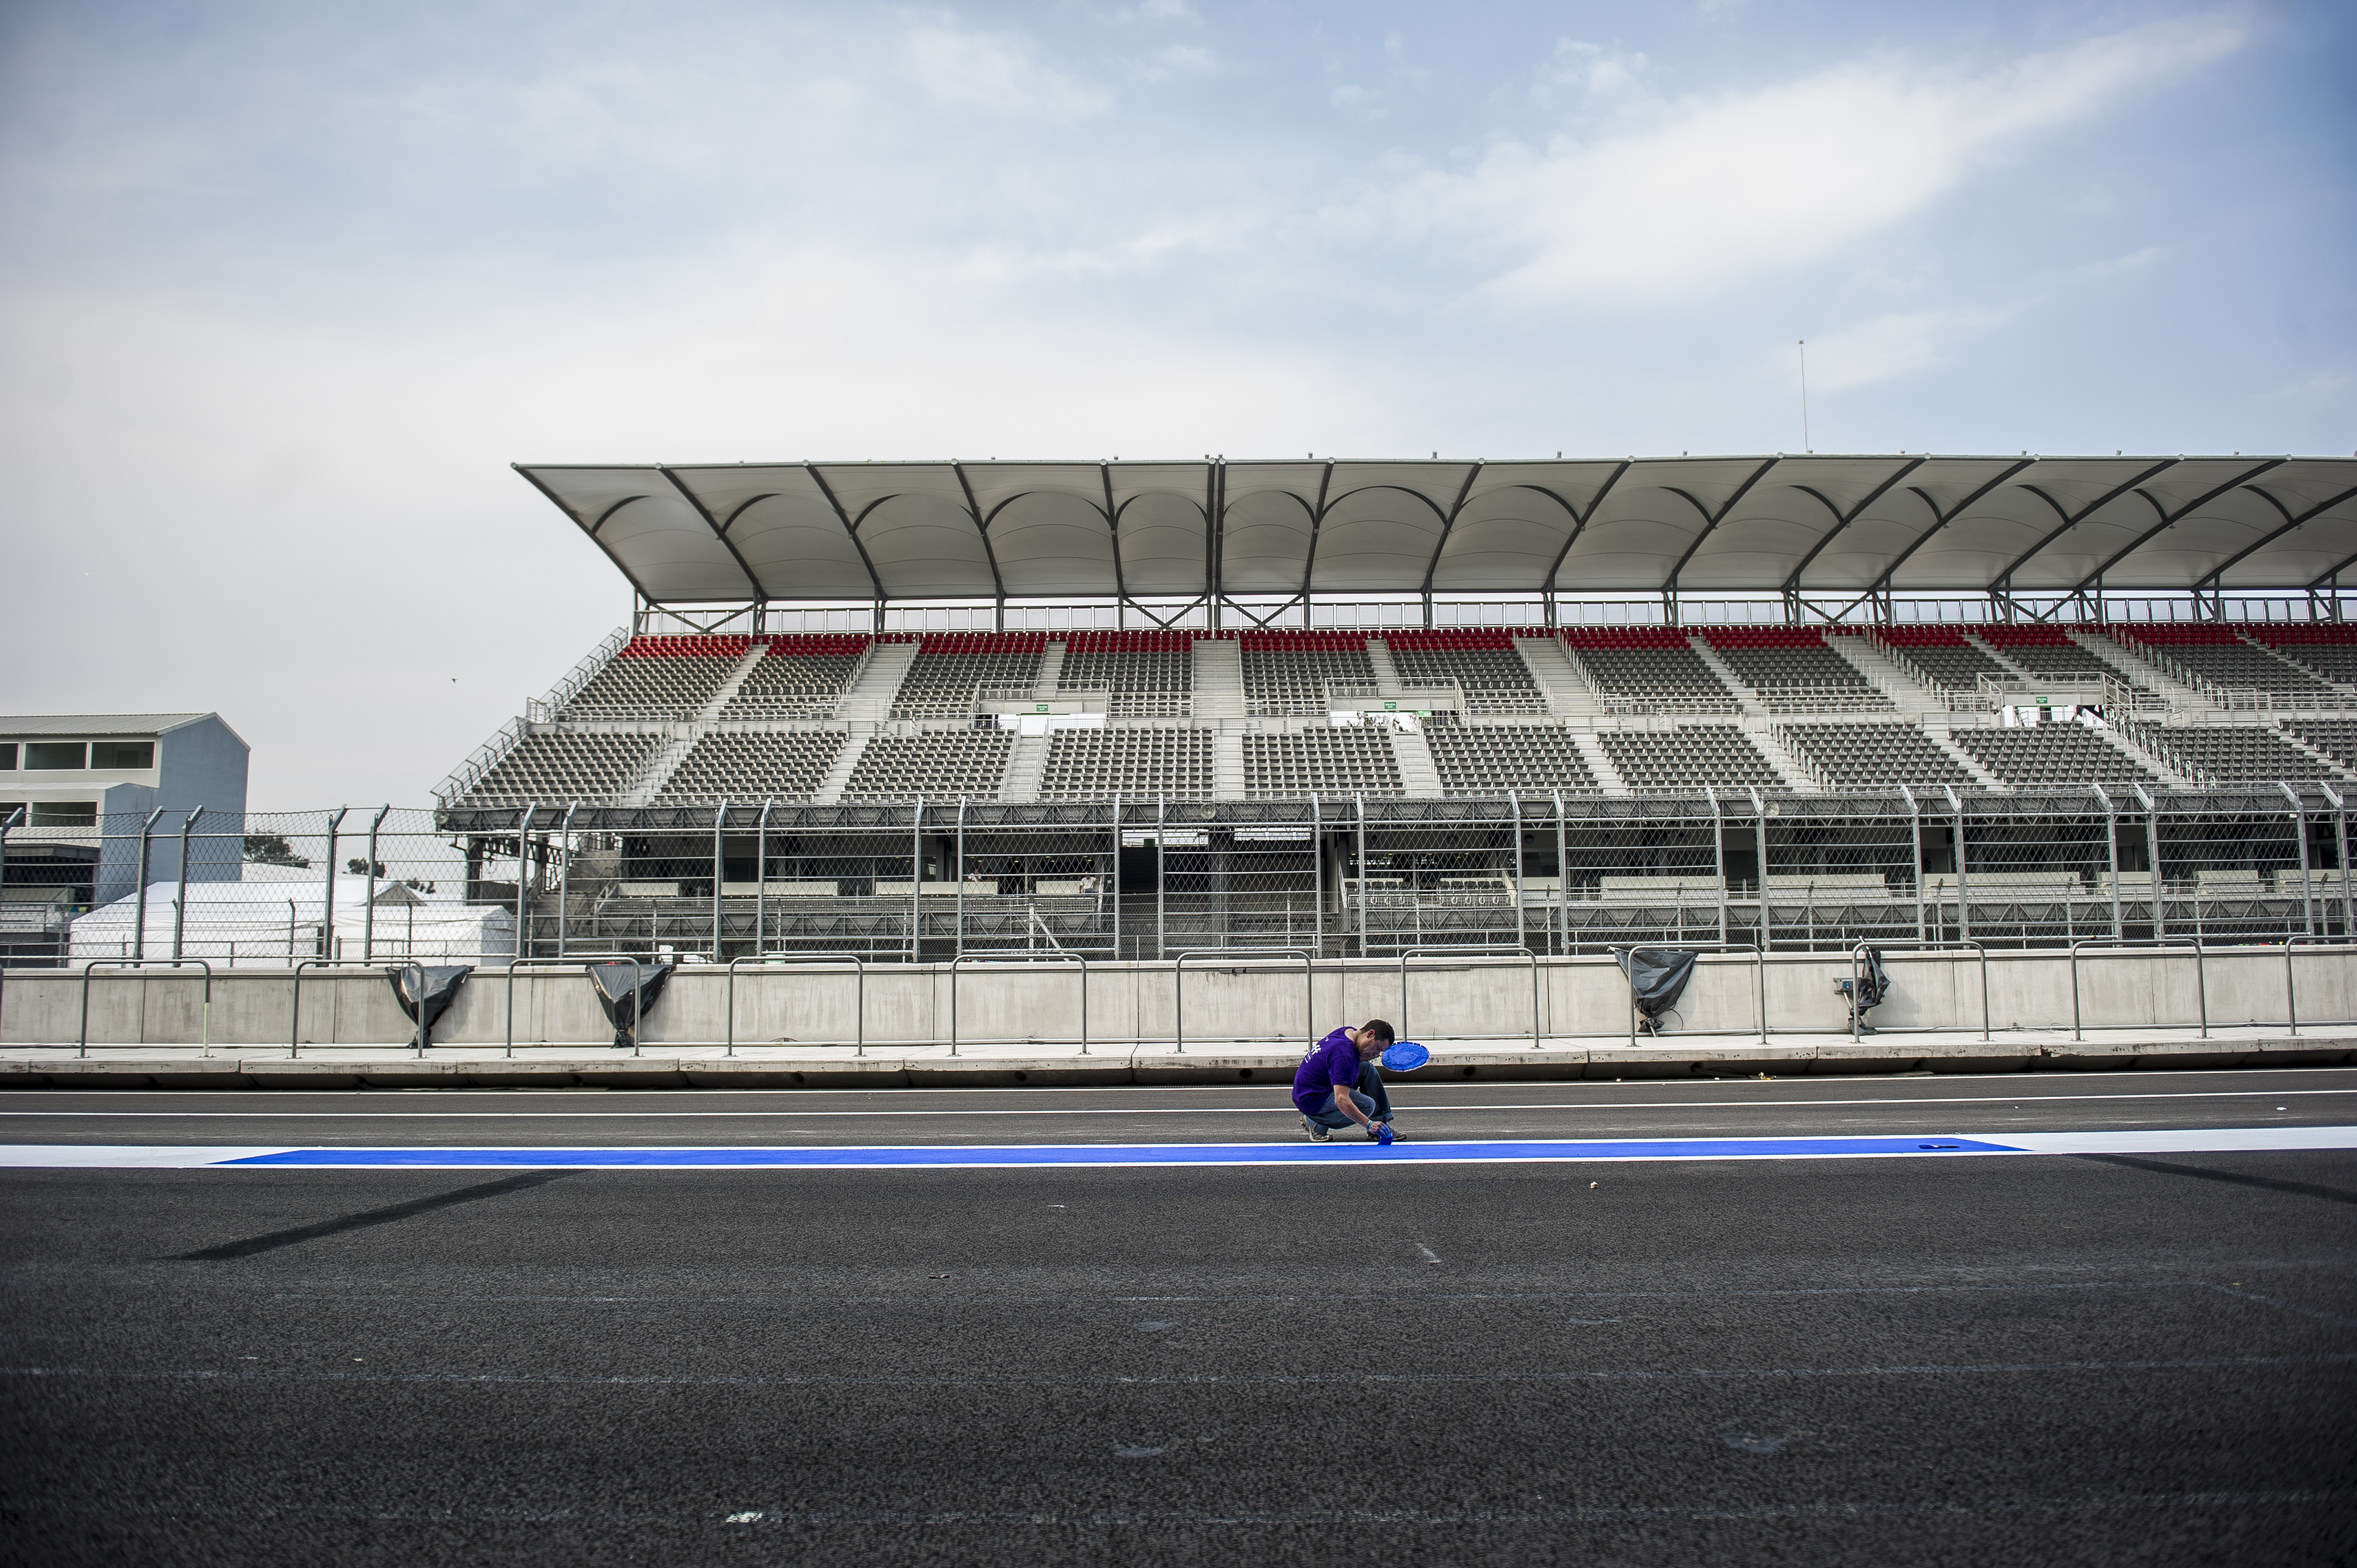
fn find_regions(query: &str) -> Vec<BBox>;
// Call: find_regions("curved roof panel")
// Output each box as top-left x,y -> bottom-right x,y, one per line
516,455 -> 2357,602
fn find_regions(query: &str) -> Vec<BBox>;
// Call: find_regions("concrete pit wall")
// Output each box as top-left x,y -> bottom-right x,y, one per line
7,948 -> 2354,1057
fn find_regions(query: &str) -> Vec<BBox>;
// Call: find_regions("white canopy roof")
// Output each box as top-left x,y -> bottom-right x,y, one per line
514,455 -> 2357,605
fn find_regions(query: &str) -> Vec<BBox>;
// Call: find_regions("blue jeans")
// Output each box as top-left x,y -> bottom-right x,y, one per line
1300,1060 -> 1392,1128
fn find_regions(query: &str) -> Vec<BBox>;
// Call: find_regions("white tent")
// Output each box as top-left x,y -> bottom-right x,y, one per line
69,877 -> 513,967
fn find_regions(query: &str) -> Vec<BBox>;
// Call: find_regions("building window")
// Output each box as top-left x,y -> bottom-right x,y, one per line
0,802 -> 23,826
89,741 -> 155,769
30,801 -> 97,827
0,744 -> 16,769
24,742 -> 86,770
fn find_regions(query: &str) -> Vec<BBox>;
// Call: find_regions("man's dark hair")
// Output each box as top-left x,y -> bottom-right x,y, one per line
1360,1019 -> 1395,1044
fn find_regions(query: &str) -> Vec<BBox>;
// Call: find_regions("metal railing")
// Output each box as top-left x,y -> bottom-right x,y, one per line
949,952 -> 1088,1056
2070,938 -> 2206,1041
505,957 -> 644,1058
1171,948 -> 1313,1056
1849,940 -> 1989,1043
725,952 -> 866,1057
1396,946 -> 1542,1050
78,960 -> 213,1058
287,958 -> 387,1056
1609,943 -> 1763,1048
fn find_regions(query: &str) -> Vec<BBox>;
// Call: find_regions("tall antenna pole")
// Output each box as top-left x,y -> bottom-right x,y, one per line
1798,340 -> 1810,453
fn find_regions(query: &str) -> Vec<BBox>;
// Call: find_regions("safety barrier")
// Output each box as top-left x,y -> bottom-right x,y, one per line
1396,946 -> 1541,1050
287,958 -> 388,1056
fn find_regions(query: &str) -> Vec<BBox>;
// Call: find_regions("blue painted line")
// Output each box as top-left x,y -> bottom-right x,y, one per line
219,1135 -> 2023,1169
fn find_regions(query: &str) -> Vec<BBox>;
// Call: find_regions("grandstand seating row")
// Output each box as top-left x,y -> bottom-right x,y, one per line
451,625 -> 2357,807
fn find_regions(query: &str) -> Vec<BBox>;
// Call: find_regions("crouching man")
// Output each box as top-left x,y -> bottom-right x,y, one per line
1293,1019 -> 1399,1142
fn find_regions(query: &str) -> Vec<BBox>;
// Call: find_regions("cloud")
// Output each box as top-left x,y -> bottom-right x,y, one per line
1340,13 -> 2246,305
902,20 -> 1113,123
1801,308 -> 2011,392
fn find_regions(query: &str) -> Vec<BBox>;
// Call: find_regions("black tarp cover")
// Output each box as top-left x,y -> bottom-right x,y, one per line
589,961 -> 676,1048
1614,948 -> 1697,1034
385,965 -> 473,1046
1838,946 -> 1892,1028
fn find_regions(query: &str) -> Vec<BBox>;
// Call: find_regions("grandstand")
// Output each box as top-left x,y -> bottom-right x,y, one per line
429,452 -> 2357,959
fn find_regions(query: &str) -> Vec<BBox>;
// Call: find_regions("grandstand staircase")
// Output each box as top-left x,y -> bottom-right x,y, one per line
1191,638 -> 1244,718
999,733 -> 1051,802
1030,642 -> 1066,697
1926,730 -> 2006,790
700,642 -> 770,722
1565,731 -> 1629,793
1512,637 -> 1607,718
1388,723 -> 1445,799
1362,638 -> 1402,695
809,735 -> 872,805
838,640 -> 919,721
616,733 -> 699,806
1963,633 -> 2038,685
2072,630 -> 2208,708
1743,728 -> 1819,792
1212,731 -> 1246,797
1827,635 -> 1945,710
1685,636 -> 1767,715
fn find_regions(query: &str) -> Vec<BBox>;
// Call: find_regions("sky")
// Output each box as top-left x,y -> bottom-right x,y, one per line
1,0 -> 2351,806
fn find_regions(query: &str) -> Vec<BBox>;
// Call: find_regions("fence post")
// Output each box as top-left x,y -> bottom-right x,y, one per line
2136,783 -> 2166,941
1354,792 -> 1367,955
754,800 -> 774,958
1554,787 -> 1569,957
2280,782 -> 2316,936
954,796 -> 967,961
909,797 -> 924,963
130,807 -> 164,963
318,807 -> 348,960
557,802 -> 580,958
362,805 -> 389,962
171,806 -> 203,962
512,802 -> 537,965
2092,783 -> 2122,940
1510,791 -> 1526,955
1156,793 -> 1167,961
1748,787 -> 1771,955
1111,793 -> 1123,961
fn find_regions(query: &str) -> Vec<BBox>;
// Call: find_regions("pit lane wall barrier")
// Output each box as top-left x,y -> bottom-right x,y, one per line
7,947 -> 2356,1053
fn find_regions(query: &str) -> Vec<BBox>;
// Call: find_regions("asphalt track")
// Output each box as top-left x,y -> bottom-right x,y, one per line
4,1069 -> 2354,1566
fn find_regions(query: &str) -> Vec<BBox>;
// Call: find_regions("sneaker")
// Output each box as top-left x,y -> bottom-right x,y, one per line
1302,1116 -> 1332,1142
1367,1121 -> 1400,1142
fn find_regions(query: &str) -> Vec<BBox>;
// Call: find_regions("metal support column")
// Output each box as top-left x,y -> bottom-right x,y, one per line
1747,788 -> 1769,955
1552,789 -> 1569,956
1355,792 -> 1368,956
1708,788 -> 1728,946
954,796 -> 967,960
1943,785 -> 1971,946
1109,794 -> 1121,961
1155,794 -> 1167,961
1310,794 -> 1322,959
2092,783 -> 2122,939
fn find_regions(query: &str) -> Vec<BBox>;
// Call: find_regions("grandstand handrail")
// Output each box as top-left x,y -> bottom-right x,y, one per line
525,626 -> 630,724
434,715 -> 527,809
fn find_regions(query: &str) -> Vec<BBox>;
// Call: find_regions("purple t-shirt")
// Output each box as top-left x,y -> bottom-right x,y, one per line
1292,1027 -> 1363,1113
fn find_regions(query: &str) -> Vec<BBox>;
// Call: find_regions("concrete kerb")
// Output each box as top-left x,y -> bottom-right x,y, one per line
1,1029 -> 2349,1091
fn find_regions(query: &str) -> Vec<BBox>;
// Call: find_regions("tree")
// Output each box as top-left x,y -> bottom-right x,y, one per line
244,834 -> 310,868
346,857 -> 387,877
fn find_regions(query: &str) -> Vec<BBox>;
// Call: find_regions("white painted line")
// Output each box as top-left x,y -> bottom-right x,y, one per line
0,1146 -> 297,1168
2000,1127 -> 2357,1156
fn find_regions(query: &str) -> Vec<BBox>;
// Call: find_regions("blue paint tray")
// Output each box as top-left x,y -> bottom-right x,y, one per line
1381,1041 -> 1430,1071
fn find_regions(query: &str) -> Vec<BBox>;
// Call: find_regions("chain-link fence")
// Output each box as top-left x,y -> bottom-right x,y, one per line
4,788 -> 2350,971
